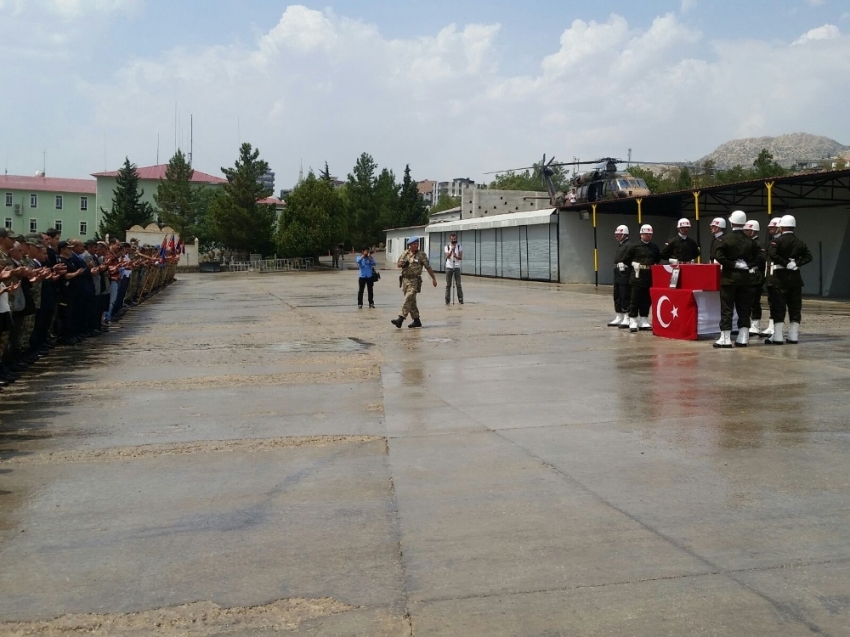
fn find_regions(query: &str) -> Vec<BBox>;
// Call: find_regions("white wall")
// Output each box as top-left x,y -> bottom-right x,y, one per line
465,190 -> 551,219
384,228 -> 428,266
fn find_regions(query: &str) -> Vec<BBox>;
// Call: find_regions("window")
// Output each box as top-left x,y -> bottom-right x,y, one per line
80,196 -> 88,211
30,193 -> 37,208
54,220 -> 63,233
4,218 -> 11,230
387,239 -> 392,252
4,193 -> 11,207
79,221 -> 87,236
55,195 -> 63,210
30,219 -> 38,233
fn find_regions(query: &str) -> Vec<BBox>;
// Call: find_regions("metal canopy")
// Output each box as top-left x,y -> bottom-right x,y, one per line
426,208 -> 557,233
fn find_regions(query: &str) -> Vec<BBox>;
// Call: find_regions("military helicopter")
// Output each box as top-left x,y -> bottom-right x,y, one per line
487,155 -> 689,208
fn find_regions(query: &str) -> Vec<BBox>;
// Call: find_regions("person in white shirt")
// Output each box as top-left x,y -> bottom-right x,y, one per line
444,233 -> 463,305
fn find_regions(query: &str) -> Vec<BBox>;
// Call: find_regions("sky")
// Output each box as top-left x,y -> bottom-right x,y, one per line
1,0 -> 849,190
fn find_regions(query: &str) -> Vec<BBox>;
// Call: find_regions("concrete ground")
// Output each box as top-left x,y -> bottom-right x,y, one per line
1,270 -> 850,636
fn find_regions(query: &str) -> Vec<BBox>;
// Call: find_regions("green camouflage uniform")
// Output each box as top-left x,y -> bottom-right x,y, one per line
16,255 -> 39,351
0,250 -> 15,356
398,249 -> 431,320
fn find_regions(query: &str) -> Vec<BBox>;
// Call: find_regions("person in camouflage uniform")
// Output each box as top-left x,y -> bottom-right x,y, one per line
391,236 -> 437,329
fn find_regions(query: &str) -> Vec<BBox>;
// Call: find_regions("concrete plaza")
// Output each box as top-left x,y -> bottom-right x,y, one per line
1,270 -> 849,636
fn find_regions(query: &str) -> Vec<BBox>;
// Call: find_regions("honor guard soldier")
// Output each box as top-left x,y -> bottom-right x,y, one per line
760,217 -> 782,337
765,215 -> 812,345
713,210 -> 756,348
621,224 -> 660,333
742,221 -> 766,336
660,218 -> 700,264
391,236 -> 437,329
608,225 -> 632,328
709,217 -> 727,262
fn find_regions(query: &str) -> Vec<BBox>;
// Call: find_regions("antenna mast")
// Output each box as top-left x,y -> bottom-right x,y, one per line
190,115 -> 193,167
157,133 -> 160,164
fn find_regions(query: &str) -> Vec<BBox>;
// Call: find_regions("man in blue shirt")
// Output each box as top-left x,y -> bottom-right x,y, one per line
356,246 -> 377,309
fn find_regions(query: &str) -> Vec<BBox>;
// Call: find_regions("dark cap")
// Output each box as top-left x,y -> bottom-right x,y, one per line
57,240 -> 70,251
0,228 -> 15,239
25,234 -> 43,247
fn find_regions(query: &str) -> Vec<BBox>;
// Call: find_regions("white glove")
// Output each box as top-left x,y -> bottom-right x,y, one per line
669,258 -> 678,265
748,268 -> 757,275
734,259 -> 748,269
787,260 -> 798,271
631,262 -> 641,271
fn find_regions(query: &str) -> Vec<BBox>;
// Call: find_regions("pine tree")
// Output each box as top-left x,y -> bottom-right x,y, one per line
98,158 -> 154,240
398,164 -> 428,227
154,150 -> 198,240
345,152 -> 379,247
276,171 -> 345,257
209,143 -> 277,254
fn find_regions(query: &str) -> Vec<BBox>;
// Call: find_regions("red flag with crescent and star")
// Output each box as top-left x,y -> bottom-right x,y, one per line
650,288 -> 699,340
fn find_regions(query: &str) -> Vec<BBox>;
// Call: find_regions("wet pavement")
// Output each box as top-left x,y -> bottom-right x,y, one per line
1,270 -> 850,636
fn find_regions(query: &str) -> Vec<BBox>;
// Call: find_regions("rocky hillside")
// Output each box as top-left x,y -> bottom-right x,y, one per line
699,133 -> 849,169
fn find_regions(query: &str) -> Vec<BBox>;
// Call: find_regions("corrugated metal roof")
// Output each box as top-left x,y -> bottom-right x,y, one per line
0,175 -> 96,194
91,164 -> 227,184
426,208 -> 557,233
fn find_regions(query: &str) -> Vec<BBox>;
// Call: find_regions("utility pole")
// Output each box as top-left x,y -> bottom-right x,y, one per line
190,115 -> 193,167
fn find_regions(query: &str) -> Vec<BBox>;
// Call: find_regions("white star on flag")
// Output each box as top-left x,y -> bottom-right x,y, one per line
671,306 -> 679,319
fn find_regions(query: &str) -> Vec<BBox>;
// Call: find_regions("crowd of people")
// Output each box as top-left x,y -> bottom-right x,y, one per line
0,228 -> 179,391
608,211 -> 812,347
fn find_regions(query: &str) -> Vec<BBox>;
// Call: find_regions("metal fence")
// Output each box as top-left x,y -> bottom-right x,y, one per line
227,258 -> 314,273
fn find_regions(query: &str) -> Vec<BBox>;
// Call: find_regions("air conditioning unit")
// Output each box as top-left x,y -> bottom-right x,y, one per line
13,204 -> 21,216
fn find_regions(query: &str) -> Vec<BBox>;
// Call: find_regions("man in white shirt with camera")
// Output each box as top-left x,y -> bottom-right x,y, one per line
444,233 -> 463,305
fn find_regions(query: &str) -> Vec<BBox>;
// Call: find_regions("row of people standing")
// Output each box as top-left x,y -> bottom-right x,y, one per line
1,228 -> 179,391
607,212 -> 811,346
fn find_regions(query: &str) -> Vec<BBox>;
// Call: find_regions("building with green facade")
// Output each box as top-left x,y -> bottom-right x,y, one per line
2,173 -> 97,238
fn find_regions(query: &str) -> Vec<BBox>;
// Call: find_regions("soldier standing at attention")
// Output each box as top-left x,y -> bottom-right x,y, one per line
660,218 -> 700,264
391,236 -> 437,329
621,224 -> 660,333
743,220 -> 766,336
608,225 -> 631,328
714,210 -> 756,348
760,217 -> 782,338
765,215 -> 812,345
709,217 -> 727,262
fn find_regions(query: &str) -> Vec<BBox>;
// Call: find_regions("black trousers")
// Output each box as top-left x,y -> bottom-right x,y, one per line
628,286 -> 650,318
614,283 -> 630,314
750,286 -> 763,321
357,277 -> 374,305
770,286 -> 802,324
720,284 -> 751,331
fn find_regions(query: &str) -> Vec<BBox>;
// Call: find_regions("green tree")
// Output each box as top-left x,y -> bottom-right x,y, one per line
154,150 -> 202,241
98,157 -> 154,240
210,143 -> 276,254
627,165 -> 664,194
397,165 -> 429,227
430,194 -> 461,213
276,171 -> 345,257
374,167 -> 400,233
345,152 -> 380,247
489,170 -> 545,191
752,148 -> 787,178
676,166 -> 693,190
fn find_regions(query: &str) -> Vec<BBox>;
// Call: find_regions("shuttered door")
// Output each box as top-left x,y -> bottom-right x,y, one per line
429,233 -> 444,272
519,226 -> 529,280
502,227 -> 521,279
527,224 -> 551,281
480,229 -> 496,277
461,231 -> 476,275
550,223 -> 559,281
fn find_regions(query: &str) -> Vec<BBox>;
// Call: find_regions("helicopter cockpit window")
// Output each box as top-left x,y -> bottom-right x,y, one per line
636,179 -> 648,189
617,179 -> 629,189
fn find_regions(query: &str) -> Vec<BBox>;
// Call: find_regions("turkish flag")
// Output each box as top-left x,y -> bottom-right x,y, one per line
650,288 -> 698,340
651,264 -> 721,291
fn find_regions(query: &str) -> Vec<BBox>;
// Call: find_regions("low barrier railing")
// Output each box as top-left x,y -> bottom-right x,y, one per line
227,258 -> 314,273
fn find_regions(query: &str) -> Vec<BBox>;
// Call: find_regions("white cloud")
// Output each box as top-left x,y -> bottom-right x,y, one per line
2,5 -> 850,184
793,24 -> 841,45
841,12 -> 850,21
680,0 -> 697,13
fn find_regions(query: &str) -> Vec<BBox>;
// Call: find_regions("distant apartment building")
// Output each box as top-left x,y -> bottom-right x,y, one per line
417,180 -> 437,207
2,173 -> 97,238
259,170 -> 276,193
424,178 -> 477,206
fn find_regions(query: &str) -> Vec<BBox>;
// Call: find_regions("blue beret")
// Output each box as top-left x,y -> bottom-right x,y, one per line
407,236 -> 420,244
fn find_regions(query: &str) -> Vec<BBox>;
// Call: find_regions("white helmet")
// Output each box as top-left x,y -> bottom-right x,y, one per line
677,218 -> 691,228
640,224 -> 653,234
780,214 -> 796,228
728,210 -> 747,225
710,217 -> 727,229
743,220 -> 760,232
768,217 -> 781,227
615,225 -> 629,235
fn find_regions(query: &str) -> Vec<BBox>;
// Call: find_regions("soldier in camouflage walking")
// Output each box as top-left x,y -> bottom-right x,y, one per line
391,236 -> 437,329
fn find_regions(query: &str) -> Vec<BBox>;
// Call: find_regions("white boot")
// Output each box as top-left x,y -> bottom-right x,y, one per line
619,315 -> 630,329
749,320 -> 760,335
736,329 -> 750,347
760,319 -> 774,337
787,322 -> 800,344
765,322 -> 784,345
638,316 -> 652,331
713,330 -> 733,348
608,313 -> 624,327
629,317 -> 638,333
